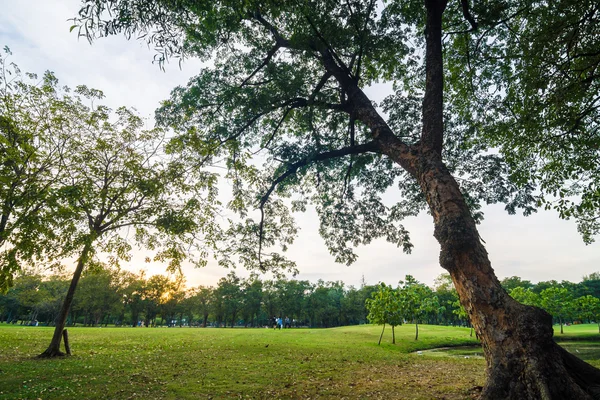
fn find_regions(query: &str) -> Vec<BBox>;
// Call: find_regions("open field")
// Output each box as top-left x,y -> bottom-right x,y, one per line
0,324 -> 598,399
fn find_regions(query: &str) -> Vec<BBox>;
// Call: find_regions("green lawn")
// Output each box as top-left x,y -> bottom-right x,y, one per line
0,323 -> 597,399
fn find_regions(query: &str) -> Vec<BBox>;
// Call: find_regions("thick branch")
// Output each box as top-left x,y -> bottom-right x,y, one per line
460,0 -> 478,31
316,47 -> 417,175
251,12 -> 291,48
259,142 -> 378,208
421,0 -> 447,154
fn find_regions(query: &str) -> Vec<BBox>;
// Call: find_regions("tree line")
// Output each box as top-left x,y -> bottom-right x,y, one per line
4,267 -> 600,334
0,267 -> 377,329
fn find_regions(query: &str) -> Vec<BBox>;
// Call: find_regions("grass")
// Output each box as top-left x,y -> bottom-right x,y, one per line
0,323 -> 598,399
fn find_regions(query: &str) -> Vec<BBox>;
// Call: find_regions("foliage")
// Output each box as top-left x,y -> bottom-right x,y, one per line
69,0 -> 600,276
509,287 -> 540,307
575,295 -> 600,331
53,87 -> 218,272
399,275 -> 443,340
445,0 -> 600,242
366,282 -> 403,344
0,48 -> 71,291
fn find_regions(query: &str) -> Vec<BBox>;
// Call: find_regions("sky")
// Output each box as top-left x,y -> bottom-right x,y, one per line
0,0 -> 598,289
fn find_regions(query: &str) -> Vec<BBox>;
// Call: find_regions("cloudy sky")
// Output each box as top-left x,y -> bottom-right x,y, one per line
1,1 -> 598,288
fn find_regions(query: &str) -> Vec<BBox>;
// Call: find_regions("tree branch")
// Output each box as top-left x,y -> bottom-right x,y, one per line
239,44 -> 281,88
257,141 -> 379,269
460,0 -> 478,31
250,11 -> 291,48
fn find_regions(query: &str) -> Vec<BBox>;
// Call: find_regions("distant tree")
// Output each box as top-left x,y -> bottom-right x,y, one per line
366,283 -> 403,345
119,271 -> 146,327
532,280 -> 560,295
282,279 -> 312,326
72,264 -> 120,326
0,272 -> 43,323
451,299 -> 473,337
501,277 -> 534,291
433,273 -> 460,325
143,274 -> 175,327
214,272 -> 243,327
341,286 -> 367,325
509,287 -> 541,308
240,276 -> 263,327
579,275 -> 600,299
35,275 -> 69,325
540,288 -> 573,335
583,273 -> 600,282
400,275 -> 442,341
159,277 -> 186,326
188,285 -> 212,327
575,296 -> 600,333
261,280 -> 280,324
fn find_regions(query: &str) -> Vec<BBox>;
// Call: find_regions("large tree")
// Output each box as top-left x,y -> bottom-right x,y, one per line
73,0 -> 600,397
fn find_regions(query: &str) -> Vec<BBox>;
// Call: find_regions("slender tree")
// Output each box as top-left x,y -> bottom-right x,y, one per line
366,283 -> 403,345
39,86 -> 218,357
399,275 -> 442,341
575,295 -> 600,334
73,0 -> 600,396
540,287 -> 573,335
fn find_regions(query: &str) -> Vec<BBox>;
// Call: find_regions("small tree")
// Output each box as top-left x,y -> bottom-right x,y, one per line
575,295 -> 600,333
400,275 -> 442,341
451,299 -> 473,337
366,283 -> 403,345
540,287 -> 572,335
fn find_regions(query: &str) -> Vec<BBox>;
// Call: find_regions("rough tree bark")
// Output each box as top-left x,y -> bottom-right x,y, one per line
38,239 -> 94,358
416,150 -> 600,399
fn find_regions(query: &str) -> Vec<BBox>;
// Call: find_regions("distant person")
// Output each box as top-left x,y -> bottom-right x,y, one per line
284,317 -> 290,329
277,317 -> 282,330
272,316 -> 278,330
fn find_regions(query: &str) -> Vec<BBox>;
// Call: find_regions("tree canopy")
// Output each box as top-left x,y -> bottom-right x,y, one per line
0,48 -> 70,291
70,0 -> 600,397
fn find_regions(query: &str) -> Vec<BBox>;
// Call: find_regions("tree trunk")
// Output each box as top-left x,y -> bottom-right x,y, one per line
392,325 -> 395,344
560,317 -> 564,334
378,323 -> 385,345
414,152 -> 600,399
415,322 -> 419,341
39,239 -> 94,358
